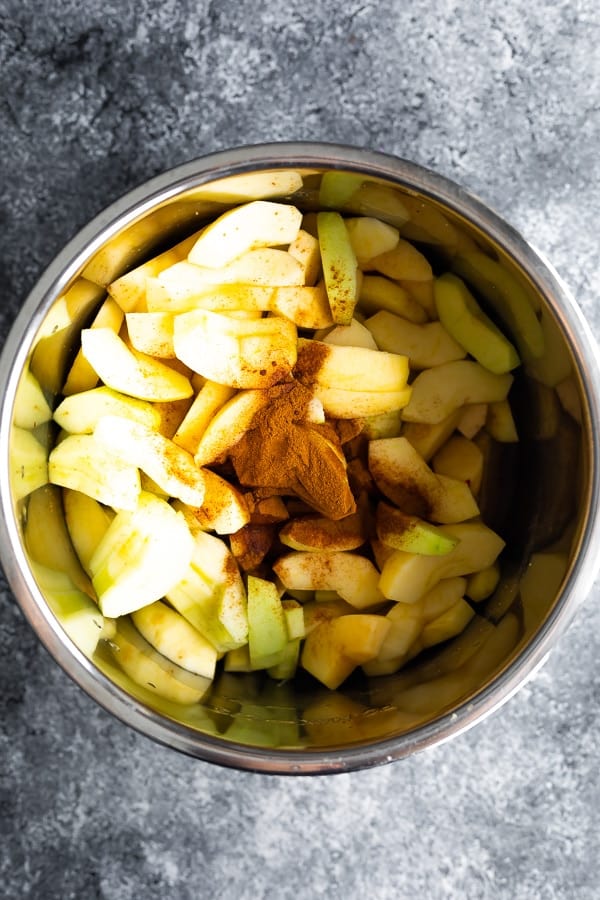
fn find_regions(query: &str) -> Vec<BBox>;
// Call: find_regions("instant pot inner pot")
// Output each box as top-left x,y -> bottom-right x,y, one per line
9,166 -> 586,751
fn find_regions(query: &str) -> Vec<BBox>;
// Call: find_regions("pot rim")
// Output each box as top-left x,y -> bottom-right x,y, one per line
2,141 -> 600,774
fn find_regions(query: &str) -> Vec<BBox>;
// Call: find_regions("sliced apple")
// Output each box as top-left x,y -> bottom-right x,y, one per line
374,602 -> 424,661
465,562 -> 500,602
166,530 -> 248,652
358,274 -> 427,324
109,617 -> 211,705
80,327 -> 193,401
93,416 -> 206,507
10,427 -> 48,501
32,563 -> 107,658
173,309 -> 297,389
379,521 -> 505,603
247,575 -> 288,669
171,381 -> 236,454
13,369 -> 53,430
279,511 -> 366,552
63,489 -> 115,575
315,386 -> 412,418
364,310 -> 466,369
456,403 -> 488,439
421,598 -> 475,648
317,211 -> 359,325
54,386 -> 161,434
420,577 -> 468,621
367,238 -> 432,281
63,298 -> 125,396
193,389 -> 271,466
48,434 -> 141,511
89,491 -> 193,617
187,201 -> 302,268
376,501 -> 458,555
172,471 -> 250,535
271,283 -> 334,329
401,360 -> 513,424
295,339 -> 409,393
432,434 -> 484,497
287,228 -> 321,285
401,410 -> 462,461
345,216 -> 399,266
368,437 -> 479,523
486,399 -> 519,443
125,311 -> 175,358
322,318 -> 378,350
273,551 -> 385,609
131,600 -> 217,679
191,170 -> 303,203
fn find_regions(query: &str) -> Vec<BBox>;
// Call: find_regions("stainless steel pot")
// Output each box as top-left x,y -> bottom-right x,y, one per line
1,142 -> 599,774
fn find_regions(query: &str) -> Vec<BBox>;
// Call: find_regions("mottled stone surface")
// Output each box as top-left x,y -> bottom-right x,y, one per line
1,1 -> 599,898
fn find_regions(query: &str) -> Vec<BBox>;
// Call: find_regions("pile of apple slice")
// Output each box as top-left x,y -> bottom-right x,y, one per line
35,194 -> 536,699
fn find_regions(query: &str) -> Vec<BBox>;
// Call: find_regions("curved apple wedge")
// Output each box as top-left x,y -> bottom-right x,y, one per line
93,415 -> 207,507
376,502 -> 458,555
273,551 -> 385,609
81,327 -> 193,401
54,386 -> 162,435
317,211 -> 359,325
296,339 -> 409,393
49,434 -> 141,510
131,600 -> 217,679
401,360 -> 513,425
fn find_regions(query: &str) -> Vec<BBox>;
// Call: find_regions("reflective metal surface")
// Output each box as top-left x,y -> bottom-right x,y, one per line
1,143 -> 599,774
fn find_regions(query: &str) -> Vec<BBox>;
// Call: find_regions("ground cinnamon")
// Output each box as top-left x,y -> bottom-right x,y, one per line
229,380 -> 356,520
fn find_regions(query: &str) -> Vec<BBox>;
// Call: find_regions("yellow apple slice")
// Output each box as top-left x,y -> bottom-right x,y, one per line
295,339 -> 409,392
401,410 -> 462,461
188,201 -> 302,268
273,551 -> 385,609
368,239 -> 432,282
247,575 -> 288,669
279,511 -> 366,552
271,283 -> 333,329
421,598 -> 475,648
193,389 -> 271,466
93,416 -> 207,507
323,319 -> 378,349
379,521 -> 505,603
131,600 -> 217,679
109,617 -> 211,705
345,216 -> 399,266
89,491 -> 193,617
317,211 -> 359,325
465,563 -> 500,602
80,327 -> 193,401
376,501 -> 458,555
63,489 -> 115,574
172,380 -> 236,454
315,386 -> 412,418
368,436 -> 479,524
174,309 -> 297,388
172,471 -> 250,535
63,298 -> 125,396
358,274 -> 428,323
432,434 -> 484,496
486,399 -> 519,443
32,563 -> 108,657
191,170 -> 303,202
401,360 -> 513,424
166,530 -> 248,652
288,229 -> 321,285
54,386 -> 162,434
364,310 -> 466,369
10,427 -> 49,501
125,311 -> 175,357
13,370 -> 53,430
108,229 -> 202,312
456,403 -> 488,439
49,434 -> 141,510
374,602 -> 424,661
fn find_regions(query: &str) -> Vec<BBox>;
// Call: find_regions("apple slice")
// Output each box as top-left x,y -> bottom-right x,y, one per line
300,622 -> 358,689
322,319 -> 378,350
295,339 -> 409,393
191,170 -> 303,203
368,437 -> 479,523
271,283 -> 334,329
62,298 -> 125,396
13,370 -> 53,430
54,386 -> 162,435
453,251 -> 544,362
401,360 -> 513,424
379,521 -> 505,603
421,598 -> 475,648
279,511 -> 366,552
93,416 -> 207,507
345,216 -> 399,266
315,386 -> 412,418
193,390 -> 271,466
173,309 -> 297,389
465,563 -> 500,602
486,400 -> 519,443
166,530 -> 248,652
10,427 -> 48,501
188,201 -> 302,268
376,501 -> 458,555
172,471 -> 250,536
401,410 -> 462,461
49,434 -> 141,511
81,327 -> 193,401
247,575 -> 288,669
131,600 -> 217,679
367,239 -> 432,281
32,563 -> 108,658
109,617 -> 211,705
456,403 -> 488,439
375,602 -> 424,661
358,274 -> 427,324
125,312 -> 175,358
319,171 -> 366,207
172,381 -> 236,454
317,211 -> 359,325
434,273 -> 520,374
432,434 -> 484,497
287,229 -> 321,285
63,489 -> 115,575
89,491 -> 194,617
273,551 -> 385,609
364,311 -> 466,369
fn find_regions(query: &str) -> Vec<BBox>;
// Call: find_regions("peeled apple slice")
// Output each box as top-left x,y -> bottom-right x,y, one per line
345,216 -> 399,266
376,501 -> 458,556
13,370 -> 53,430
89,491 -> 194,618
273,551 -> 385,609
110,617 -> 211,705
317,211 -> 359,325
315,386 -> 412,418
53,386 -> 162,435
295,339 -> 409,393
10,427 -> 48,501
81,327 -> 193,401
364,311 -> 466,369
247,575 -> 288,669
93,415 -> 207,507
173,309 -> 298,389
131,600 -> 217,679
401,360 -> 513,424
49,434 -> 141,511
33,564 -> 107,658
63,489 -> 115,575
379,522 -> 505,604
187,201 -> 302,268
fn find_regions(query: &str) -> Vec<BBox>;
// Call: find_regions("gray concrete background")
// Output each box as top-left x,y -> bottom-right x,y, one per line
1,1 -> 599,897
